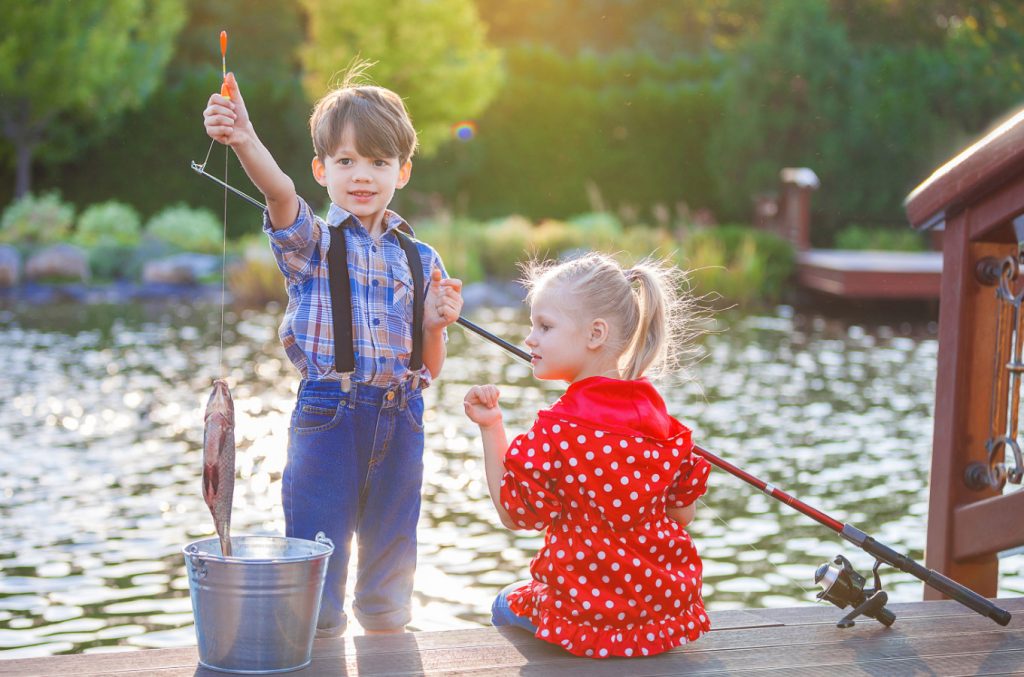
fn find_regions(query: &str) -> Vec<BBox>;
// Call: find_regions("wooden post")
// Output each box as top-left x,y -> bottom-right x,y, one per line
906,108 -> 1024,597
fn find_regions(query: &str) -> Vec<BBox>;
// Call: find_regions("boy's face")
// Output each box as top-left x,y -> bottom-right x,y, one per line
312,125 -> 411,232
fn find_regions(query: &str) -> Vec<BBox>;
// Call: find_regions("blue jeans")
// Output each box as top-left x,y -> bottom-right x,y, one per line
491,581 -> 538,633
283,378 -> 425,633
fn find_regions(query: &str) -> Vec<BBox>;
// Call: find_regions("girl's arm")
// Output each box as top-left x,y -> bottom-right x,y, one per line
667,503 -> 696,528
204,73 -> 298,230
464,385 -> 517,529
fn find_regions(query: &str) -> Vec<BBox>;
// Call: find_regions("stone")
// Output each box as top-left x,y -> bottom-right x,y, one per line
141,253 -> 220,285
25,244 -> 89,282
0,245 -> 20,287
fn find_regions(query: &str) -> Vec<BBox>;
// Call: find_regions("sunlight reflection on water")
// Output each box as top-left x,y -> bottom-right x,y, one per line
1,300 -> 1021,658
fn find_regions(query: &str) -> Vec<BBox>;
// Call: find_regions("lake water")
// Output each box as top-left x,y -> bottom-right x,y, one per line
1,299 -> 1021,658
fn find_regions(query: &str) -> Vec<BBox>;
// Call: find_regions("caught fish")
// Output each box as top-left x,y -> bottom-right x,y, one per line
203,379 -> 235,557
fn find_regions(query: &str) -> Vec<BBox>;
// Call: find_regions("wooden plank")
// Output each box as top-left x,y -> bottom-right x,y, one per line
3,599 -> 1021,676
966,173 -> 1024,242
955,491 -> 1024,560
905,106 -> 1024,230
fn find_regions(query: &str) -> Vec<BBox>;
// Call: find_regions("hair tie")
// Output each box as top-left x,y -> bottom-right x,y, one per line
625,268 -> 641,283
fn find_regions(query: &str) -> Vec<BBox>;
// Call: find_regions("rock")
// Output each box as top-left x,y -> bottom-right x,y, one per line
142,253 -> 221,285
25,244 -> 90,282
0,245 -> 20,287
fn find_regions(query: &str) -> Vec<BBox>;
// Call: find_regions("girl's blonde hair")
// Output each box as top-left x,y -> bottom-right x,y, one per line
523,252 -> 703,380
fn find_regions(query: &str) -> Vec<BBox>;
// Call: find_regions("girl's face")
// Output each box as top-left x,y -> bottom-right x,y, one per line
525,284 -> 593,383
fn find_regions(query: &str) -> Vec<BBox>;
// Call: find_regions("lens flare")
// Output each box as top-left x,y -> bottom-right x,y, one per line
451,121 -> 477,142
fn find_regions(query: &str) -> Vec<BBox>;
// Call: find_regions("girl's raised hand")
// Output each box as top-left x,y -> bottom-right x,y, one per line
204,72 -> 251,147
463,384 -> 502,428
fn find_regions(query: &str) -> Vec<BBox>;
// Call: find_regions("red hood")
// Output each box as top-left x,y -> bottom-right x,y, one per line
542,376 -> 687,442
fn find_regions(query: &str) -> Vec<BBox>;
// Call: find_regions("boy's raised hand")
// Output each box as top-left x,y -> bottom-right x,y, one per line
464,385 -> 502,428
424,266 -> 463,331
204,72 -> 252,147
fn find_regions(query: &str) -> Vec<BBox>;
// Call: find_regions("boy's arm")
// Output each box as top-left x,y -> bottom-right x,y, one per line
205,72 -> 298,230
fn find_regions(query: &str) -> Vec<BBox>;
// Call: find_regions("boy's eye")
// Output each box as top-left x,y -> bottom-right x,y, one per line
374,159 -> 389,167
338,158 -> 352,165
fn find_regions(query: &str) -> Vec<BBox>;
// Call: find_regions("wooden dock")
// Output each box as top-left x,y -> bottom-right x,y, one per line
5,596 -> 1022,675
797,249 -> 943,299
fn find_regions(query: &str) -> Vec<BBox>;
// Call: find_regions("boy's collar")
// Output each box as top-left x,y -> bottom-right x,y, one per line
325,203 -> 414,236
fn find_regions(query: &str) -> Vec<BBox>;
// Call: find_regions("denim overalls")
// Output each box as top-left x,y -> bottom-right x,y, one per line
283,377 -> 425,633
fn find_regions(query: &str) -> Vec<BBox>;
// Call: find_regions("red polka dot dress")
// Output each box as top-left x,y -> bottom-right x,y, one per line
500,376 -> 711,658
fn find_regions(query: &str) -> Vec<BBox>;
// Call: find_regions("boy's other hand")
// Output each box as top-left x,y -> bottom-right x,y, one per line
204,72 -> 252,147
424,266 -> 463,331
463,385 -> 502,428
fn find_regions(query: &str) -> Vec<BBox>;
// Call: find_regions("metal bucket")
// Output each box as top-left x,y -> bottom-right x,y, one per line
183,533 -> 334,674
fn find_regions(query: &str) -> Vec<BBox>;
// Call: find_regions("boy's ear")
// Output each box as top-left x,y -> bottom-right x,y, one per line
311,156 -> 327,186
587,318 -> 610,349
396,160 -> 413,189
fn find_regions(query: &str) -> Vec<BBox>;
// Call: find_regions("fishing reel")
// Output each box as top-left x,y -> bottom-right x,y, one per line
814,555 -> 896,628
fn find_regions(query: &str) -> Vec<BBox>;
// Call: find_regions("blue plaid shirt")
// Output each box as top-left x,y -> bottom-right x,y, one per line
263,196 -> 447,386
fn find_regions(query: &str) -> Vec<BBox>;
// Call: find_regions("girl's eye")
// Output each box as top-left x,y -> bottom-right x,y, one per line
541,324 -> 551,331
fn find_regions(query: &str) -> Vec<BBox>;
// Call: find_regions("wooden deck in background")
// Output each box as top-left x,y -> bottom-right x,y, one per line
4,597 -> 1023,676
797,249 -> 943,299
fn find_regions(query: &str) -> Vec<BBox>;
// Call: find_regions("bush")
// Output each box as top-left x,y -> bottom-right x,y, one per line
228,236 -> 288,307
412,218 -> 485,284
0,192 -> 75,246
680,225 -> 795,303
531,219 -> 586,259
479,216 -> 533,278
73,201 -> 142,248
145,204 -> 223,254
834,225 -> 926,252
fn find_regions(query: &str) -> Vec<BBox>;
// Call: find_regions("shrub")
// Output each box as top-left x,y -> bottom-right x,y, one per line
531,219 -> 585,259
144,204 -> 223,254
680,225 -> 795,304
834,225 -> 926,252
227,236 -> 288,307
0,192 -> 75,246
73,201 -> 142,248
479,216 -> 532,279
412,218 -> 485,284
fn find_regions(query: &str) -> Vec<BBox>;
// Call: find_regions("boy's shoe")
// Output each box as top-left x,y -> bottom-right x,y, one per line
315,625 -> 344,639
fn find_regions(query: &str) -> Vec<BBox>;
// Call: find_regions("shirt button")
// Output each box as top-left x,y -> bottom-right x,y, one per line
371,245 -> 377,253
373,318 -> 380,326
371,279 -> 379,287
378,356 -> 386,363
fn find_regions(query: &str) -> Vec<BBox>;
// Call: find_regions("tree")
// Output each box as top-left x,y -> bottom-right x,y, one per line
299,0 -> 503,156
0,0 -> 184,197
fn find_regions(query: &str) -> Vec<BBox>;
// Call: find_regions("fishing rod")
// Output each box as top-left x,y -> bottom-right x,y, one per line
189,163 -> 532,361
191,163 -> 1011,629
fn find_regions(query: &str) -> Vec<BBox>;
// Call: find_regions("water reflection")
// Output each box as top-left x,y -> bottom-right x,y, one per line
1,301 -> 1020,658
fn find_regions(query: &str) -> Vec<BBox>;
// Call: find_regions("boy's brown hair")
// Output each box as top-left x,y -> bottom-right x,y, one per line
309,65 -> 418,165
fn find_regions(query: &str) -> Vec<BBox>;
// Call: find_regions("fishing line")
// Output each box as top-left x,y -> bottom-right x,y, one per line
696,496 -> 817,599
219,145 -> 228,375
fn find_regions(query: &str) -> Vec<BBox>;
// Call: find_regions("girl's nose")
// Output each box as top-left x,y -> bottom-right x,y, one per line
524,332 -> 537,348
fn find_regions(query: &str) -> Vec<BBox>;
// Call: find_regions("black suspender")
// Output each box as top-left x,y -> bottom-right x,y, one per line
327,224 -> 425,390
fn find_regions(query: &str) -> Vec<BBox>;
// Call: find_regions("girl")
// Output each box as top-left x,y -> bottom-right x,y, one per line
464,252 -> 712,659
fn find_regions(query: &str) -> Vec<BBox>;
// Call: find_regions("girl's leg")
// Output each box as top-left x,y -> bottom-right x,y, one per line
491,581 -> 538,633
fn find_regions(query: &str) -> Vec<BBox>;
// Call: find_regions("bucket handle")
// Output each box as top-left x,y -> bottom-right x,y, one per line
186,544 -> 209,580
315,531 -> 334,550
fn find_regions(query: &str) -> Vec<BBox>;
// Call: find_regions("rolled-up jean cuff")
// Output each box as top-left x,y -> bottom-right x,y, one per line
355,606 -> 411,631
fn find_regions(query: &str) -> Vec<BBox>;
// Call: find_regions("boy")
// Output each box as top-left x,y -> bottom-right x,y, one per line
204,68 -> 463,636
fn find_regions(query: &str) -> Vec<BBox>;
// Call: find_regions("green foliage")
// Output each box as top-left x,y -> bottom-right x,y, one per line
73,201 -> 142,248
145,204 -> 223,254
299,0 -> 503,156
228,236 -> 288,307
681,225 -> 795,303
0,192 -> 75,245
0,0 -> 185,195
411,218 -> 485,284
416,45 -> 725,219
834,225 -> 926,252
478,216 -> 533,278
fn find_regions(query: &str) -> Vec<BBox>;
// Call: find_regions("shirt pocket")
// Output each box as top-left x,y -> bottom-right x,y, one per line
389,260 -> 416,325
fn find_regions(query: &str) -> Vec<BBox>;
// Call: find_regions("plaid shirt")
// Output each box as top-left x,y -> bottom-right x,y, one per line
263,196 -> 447,386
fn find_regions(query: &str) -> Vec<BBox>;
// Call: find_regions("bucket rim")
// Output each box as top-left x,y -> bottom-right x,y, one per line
182,534 -> 333,564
